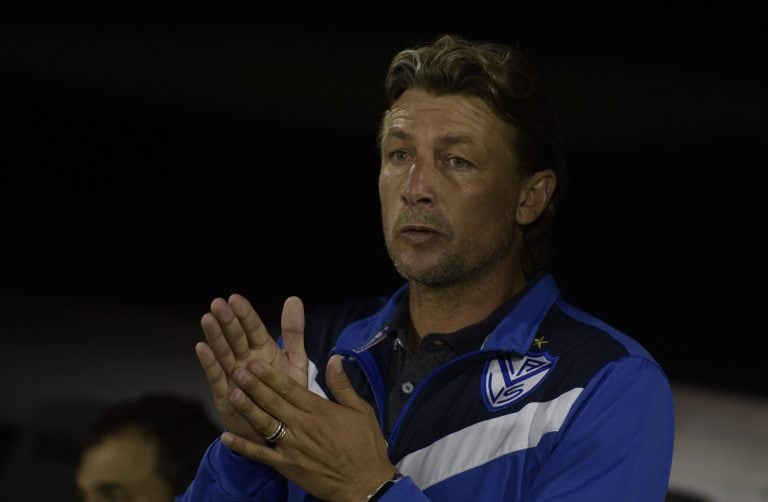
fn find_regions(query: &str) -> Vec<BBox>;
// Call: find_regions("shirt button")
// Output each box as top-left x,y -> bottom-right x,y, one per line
401,382 -> 414,394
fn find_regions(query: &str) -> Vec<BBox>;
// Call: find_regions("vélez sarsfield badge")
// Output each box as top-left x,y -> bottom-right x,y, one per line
482,352 -> 558,411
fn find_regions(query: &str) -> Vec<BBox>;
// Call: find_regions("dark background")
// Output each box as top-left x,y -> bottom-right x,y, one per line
2,2 -> 766,411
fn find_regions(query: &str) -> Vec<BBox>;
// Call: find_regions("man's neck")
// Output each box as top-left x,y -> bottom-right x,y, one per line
407,264 -> 528,344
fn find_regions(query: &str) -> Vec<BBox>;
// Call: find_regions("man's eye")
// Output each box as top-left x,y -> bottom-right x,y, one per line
392,151 -> 409,163
448,156 -> 469,169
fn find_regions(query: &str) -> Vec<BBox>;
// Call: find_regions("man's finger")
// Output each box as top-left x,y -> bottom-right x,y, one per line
210,297 -> 250,359
325,355 -> 368,412
229,294 -> 276,354
220,431 -> 283,468
239,362 -> 316,414
281,296 -> 306,362
195,342 -> 230,401
227,387 -> 281,440
200,312 -> 237,373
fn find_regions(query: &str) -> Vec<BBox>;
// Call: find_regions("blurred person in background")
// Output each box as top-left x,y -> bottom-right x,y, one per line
76,393 -> 220,502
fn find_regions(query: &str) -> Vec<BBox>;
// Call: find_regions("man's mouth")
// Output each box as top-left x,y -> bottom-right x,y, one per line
398,225 -> 442,244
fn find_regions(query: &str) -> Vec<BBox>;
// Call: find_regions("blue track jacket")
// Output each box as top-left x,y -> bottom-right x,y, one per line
178,274 -> 674,501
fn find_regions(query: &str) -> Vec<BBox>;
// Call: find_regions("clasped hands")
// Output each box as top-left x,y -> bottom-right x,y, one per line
195,294 -> 398,502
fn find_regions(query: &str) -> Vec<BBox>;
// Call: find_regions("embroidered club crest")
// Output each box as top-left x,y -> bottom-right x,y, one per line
482,352 -> 558,411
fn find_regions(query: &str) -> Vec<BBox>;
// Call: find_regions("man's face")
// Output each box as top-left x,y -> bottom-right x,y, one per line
379,89 -> 523,287
76,427 -> 173,502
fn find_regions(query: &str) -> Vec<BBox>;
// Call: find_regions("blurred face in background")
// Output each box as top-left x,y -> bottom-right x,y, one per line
76,427 -> 172,502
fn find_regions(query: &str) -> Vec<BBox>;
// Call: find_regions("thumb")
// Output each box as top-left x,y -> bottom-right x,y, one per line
326,355 -> 366,411
281,296 -> 307,360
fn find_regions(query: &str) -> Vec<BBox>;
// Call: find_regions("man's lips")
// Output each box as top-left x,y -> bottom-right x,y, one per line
400,224 -> 440,234
398,224 -> 443,244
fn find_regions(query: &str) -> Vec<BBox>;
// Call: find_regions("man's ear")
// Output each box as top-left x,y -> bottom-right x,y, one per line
516,169 -> 556,225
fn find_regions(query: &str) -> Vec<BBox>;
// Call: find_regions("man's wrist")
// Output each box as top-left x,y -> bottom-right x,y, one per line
365,471 -> 404,501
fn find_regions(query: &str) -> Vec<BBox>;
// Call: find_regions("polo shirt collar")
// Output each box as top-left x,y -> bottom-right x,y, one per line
386,272 -> 549,355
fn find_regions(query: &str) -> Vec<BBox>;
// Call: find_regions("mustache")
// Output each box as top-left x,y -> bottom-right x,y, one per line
393,211 -> 451,235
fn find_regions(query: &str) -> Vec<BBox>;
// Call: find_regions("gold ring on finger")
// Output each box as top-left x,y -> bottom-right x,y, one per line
264,419 -> 287,444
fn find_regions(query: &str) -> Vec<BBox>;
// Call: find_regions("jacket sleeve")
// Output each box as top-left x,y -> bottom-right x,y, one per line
175,438 -> 287,502
371,476 -> 432,501
525,356 -> 675,501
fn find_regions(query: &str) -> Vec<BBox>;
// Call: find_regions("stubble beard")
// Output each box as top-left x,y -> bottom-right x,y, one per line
385,227 -> 517,289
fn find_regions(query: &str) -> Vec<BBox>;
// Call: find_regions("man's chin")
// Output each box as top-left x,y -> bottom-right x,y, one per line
393,261 -> 458,288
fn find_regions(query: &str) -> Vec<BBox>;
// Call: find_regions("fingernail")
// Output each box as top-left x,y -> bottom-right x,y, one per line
331,355 -> 343,373
221,432 -> 234,445
233,368 -> 251,385
230,389 -> 245,404
248,362 -> 264,375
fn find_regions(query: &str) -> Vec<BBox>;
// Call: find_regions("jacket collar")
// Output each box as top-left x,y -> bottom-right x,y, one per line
335,273 -> 560,356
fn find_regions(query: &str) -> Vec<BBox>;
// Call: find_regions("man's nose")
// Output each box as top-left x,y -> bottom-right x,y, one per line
401,157 -> 437,206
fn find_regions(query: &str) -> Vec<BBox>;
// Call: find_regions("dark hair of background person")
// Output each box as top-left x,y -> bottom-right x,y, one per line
79,393 -> 221,495
382,34 -> 568,280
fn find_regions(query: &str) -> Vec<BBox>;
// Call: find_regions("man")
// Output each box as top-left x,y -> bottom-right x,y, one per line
76,393 -> 220,502
179,34 -> 674,501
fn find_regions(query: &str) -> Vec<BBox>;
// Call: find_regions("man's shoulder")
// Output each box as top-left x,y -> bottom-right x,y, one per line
545,298 -> 655,362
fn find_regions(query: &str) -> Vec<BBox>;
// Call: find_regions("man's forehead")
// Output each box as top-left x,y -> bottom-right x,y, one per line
383,127 -> 480,147
382,90 -> 508,143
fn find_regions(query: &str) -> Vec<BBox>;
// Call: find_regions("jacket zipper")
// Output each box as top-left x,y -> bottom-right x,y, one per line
387,349 -> 509,448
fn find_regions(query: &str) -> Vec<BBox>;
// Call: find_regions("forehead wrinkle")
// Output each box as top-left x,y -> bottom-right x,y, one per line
386,103 -> 501,143
388,107 -> 488,133
384,127 -> 412,142
382,91 -> 514,166
382,127 -> 474,143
